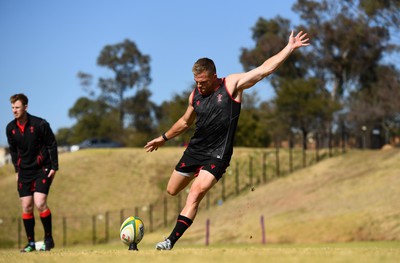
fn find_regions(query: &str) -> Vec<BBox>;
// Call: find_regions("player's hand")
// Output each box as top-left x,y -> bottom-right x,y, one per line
289,30 -> 310,50
144,137 -> 166,152
48,169 -> 56,179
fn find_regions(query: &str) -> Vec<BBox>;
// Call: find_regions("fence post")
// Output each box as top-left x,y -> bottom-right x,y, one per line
262,152 -> 267,183
63,217 -> 67,247
329,128 -> 333,157
17,217 -> 21,249
275,141 -> 280,177
135,206 -> 139,217
260,215 -> 266,244
120,209 -> 124,225
221,176 -> 225,201
205,219 -> 210,246
315,132 -> 320,163
302,135 -> 307,168
164,197 -> 168,227
149,204 -> 153,233
289,138 -> 293,173
235,161 -> 239,195
177,194 -> 182,214
105,211 -> 109,243
92,215 -> 96,245
249,156 -> 253,187
341,124 -> 347,154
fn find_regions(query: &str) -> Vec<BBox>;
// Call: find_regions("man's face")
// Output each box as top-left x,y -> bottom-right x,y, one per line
194,71 -> 217,95
11,100 -> 27,120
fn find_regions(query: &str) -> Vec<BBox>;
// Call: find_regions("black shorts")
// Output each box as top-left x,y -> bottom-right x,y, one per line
17,168 -> 53,197
175,152 -> 229,181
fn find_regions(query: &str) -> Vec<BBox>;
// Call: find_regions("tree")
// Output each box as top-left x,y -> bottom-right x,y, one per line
67,97 -> 121,144
123,88 -> 160,146
273,78 -> 340,149
235,91 -> 271,147
239,16 -> 327,148
238,0 -> 400,149
97,39 -> 151,128
61,39 -> 156,146
240,16 -> 309,83
292,0 -> 400,147
55,127 -> 72,146
157,89 -> 194,146
347,65 -> 400,146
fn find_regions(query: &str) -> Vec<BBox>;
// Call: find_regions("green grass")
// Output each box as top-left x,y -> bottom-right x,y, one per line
0,242 -> 399,263
0,147 -> 399,251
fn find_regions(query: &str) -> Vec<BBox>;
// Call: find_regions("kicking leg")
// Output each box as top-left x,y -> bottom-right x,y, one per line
181,170 -> 217,220
156,170 -> 217,250
166,170 -> 194,196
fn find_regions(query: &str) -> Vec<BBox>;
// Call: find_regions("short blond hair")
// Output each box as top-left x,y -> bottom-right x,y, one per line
192,58 -> 216,76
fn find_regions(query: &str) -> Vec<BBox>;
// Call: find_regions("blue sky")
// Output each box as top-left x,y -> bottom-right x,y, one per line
0,0 -> 300,146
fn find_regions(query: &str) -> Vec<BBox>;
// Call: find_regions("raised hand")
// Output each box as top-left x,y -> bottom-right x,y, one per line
289,30 -> 310,50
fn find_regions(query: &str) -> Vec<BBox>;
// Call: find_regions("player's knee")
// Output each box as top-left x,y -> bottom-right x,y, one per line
166,188 -> 179,196
22,205 -> 34,213
35,201 -> 48,212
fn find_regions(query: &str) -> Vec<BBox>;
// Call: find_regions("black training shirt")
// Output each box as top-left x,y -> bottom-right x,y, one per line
185,78 -> 241,164
6,113 -> 59,173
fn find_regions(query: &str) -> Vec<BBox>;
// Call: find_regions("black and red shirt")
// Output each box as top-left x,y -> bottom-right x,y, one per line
6,113 -> 59,173
185,78 -> 241,164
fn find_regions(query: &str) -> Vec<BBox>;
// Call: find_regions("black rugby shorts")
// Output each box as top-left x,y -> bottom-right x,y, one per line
17,168 -> 53,197
175,152 -> 228,181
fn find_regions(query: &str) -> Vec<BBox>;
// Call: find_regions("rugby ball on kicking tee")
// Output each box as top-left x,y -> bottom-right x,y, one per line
119,216 -> 145,245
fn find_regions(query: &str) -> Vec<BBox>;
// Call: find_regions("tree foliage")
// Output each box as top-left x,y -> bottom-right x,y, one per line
67,97 -> 121,144
156,88 -> 195,146
97,39 -> 151,128
58,1 -> 400,148
235,91 -> 271,147
238,0 -> 400,148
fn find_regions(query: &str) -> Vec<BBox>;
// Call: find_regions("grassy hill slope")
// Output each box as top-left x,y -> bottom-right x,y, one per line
182,148 -> 400,245
0,148 -> 399,246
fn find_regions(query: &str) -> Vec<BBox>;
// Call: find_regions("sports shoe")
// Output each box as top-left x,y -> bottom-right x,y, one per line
39,238 -> 55,251
155,238 -> 172,250
20,243 -> 36,253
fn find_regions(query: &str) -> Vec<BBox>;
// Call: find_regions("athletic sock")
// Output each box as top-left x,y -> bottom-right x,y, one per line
167,215 -> 193,247
22,212 -> 35,244
40,208 -> 53,240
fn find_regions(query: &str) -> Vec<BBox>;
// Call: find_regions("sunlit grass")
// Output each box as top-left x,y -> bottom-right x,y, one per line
1,242 -> 399,263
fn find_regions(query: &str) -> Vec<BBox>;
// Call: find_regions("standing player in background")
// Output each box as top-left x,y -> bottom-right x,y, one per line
6,93 -> 59,252
145,31 -> 310,250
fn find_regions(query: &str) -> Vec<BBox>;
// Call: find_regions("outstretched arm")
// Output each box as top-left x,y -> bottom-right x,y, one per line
144,93 -> 196,152
227,30 -> 310,95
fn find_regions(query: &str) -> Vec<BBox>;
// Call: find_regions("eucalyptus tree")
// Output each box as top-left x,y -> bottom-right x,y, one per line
97,39 -> 151,129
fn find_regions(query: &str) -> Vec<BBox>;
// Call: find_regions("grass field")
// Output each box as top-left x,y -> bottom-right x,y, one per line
1,147 -> 399,261
1,242 -> 399,263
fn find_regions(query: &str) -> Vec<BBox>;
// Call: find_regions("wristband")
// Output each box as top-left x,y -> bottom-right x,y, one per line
162,133 -> 169,141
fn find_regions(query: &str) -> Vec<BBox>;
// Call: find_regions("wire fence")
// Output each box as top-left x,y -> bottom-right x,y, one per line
0,144 -> 345,249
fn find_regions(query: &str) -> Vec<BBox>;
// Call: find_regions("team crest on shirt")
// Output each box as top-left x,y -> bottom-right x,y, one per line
196,100 -> 200,106
30,126 -> 35,133
217,94 -> 223,102
12,129 -> 16,135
